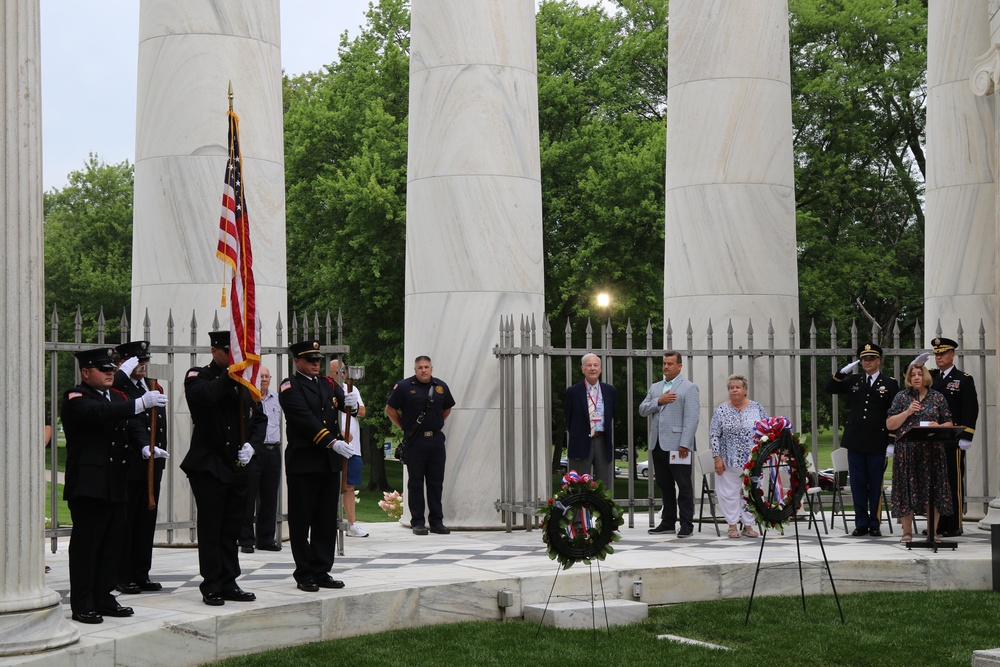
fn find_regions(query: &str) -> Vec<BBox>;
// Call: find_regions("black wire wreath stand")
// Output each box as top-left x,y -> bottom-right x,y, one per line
535,558 -> 612,641
744,434 -> 845,625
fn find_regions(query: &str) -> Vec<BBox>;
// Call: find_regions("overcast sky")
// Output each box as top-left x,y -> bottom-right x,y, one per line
40,0 -> 373,190
40,1 -> 607,192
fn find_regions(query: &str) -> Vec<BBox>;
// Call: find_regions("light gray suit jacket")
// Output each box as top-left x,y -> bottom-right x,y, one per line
638,376 -> 700,452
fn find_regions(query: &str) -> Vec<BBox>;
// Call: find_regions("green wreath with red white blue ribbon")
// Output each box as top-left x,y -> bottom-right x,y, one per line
741,416 -> 810,533
537,470 -> 624,570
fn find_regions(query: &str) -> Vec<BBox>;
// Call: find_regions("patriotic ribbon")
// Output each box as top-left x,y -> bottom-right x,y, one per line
561,470 -> 594,487
754,416 -> 791,442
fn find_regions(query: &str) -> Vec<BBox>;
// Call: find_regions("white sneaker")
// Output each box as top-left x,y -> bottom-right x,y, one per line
347,523 -> 368,537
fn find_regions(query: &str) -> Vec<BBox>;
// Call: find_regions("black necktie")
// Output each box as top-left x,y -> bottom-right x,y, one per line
866,376 -> 873,390
136,381 -> 146,395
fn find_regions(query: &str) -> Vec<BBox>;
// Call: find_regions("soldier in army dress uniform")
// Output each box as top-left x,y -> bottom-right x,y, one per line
826,343 -> 900,537
929,337 -> 979,537
61,347 -> 165,623
278,340 -> 358,592
181,330 -> 266,606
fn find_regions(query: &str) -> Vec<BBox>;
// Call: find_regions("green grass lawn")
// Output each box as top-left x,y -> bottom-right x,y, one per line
209,589 -> 1000,667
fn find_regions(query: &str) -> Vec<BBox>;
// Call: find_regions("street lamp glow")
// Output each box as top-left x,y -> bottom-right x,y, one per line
596,292 -> 610,308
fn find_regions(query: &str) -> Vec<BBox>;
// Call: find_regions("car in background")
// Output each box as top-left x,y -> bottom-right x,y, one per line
614,445 -> 629,462
636,460 -> 649,478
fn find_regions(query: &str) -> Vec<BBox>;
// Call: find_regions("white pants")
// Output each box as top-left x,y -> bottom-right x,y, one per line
716,467 -> 755,527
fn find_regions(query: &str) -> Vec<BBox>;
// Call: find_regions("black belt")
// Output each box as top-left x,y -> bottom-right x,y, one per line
419,431 -> 437,438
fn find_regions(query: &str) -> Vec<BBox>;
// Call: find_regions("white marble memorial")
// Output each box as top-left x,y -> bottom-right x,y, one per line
132,0 -> 288,540
663,1 -> 800,428
0,0 -> 79,653
406,0 -> 547,527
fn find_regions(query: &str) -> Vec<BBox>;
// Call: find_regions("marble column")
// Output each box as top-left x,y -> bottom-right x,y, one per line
967,0 -> 1000,527
663,1 -> 799,431
0,0 -> 79,653
133,0 -> 287,540
406,0 -> 546,527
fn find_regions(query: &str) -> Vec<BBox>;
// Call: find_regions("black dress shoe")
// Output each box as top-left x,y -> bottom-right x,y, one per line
852,527 -> 869,537
137,580 -> 162,592
240,545 -> 255,554
203,592 -> 225,606
941,529 -> 963,538
257,543 -> 282,551
297,581 -> 320,592
116,582 -> 142,594
648,524 -> 675,535
72,611 -> 104,624
869,527 -> 882,537
412,526 -> 429,535
676,530 -> 693,539
221,588 -> 256,602
315,576 -> 345,589
429,525 -> 451,534
98,603 -> 134,617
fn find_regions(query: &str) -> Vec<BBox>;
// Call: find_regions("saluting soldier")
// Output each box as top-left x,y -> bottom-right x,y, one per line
61,347 -> 165,624
113,340 -> 168,594
826,343 -> 900,537
181,330 -> 266,606
278,340 -> 357,592
930,337 -> 979,537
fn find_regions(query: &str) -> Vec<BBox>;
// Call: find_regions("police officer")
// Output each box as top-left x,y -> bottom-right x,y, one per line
385,355 -> 456,535
826,343 -> 899,537
278,340 -> 357,592
113,340 -> 168,594
61,347 -> 165,623
181,330 -> 266,606
929,337 -> 979,537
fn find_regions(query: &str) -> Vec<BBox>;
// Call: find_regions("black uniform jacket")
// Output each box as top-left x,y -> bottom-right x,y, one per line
181,360 -> 266,484
61,383 -> 148,502
279,373 -> 347,475
826,371 -> 899,455
114,371 -> 168,480
930,366 -> 978,442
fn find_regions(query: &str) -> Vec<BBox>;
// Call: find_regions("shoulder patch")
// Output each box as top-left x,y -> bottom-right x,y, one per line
187,370 -> 200,378
280,380 -> 292,392
68,392 -> 82,400
436,386 -> 444,394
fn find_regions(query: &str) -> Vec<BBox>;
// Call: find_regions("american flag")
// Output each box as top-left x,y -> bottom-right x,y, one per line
217,108 -> 261,401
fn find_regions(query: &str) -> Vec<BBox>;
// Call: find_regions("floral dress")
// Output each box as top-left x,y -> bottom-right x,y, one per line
887,389 -> 953,519
709,401 -> 768,470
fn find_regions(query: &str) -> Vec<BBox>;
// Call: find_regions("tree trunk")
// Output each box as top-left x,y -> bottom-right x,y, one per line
362,423 -> 391,491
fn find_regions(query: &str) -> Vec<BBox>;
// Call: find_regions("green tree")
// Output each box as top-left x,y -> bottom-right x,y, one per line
283,0 -> 410,453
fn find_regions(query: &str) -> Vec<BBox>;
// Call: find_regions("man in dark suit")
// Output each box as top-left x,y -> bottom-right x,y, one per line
826,343 -> 899,537
563,353 -> 617,487
278,340 -> 357,591
930,336 -> 979,537
113,340 -> 168,594
181,330 -> 266,606
61,347 -> 163,623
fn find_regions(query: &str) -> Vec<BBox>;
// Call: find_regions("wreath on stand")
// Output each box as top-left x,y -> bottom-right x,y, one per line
536,471 -> 624,570
741,416 -> 810,533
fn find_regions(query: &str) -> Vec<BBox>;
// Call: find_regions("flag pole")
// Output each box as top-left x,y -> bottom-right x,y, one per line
220,80 -> 235,308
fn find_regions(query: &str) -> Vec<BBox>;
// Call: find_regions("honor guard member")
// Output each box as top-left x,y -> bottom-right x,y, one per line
61,347 -> 165,624
278,340 -> 358,592
929,337 -> 979,537
113,340 -> 168,594
826,343 -> 900,537
181,330 -> 266,606
385,356 -> 456,535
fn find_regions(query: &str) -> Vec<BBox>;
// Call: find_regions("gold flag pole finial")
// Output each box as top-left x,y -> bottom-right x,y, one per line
228,80 -> 234,111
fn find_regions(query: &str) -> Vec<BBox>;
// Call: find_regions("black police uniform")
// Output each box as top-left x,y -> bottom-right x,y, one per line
61,356 -> 148,620
930,341 -> 979,536
386,375 -> 456,530
826,344 -> 899,533
181,359 -> 266,599
113,341 -> 167,592
278,361 -> 347,588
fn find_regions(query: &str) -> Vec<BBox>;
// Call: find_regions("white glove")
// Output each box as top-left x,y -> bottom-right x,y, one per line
343,392 -> 359,412
142,446 -> 170,459
959,438 -> 972,451
911,351 -> 931,367
139,391 -> 168,411
839,359 -> 861,374
237,443 -> 255,465
330,439 -> 352,458
119,356 -> 140,377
